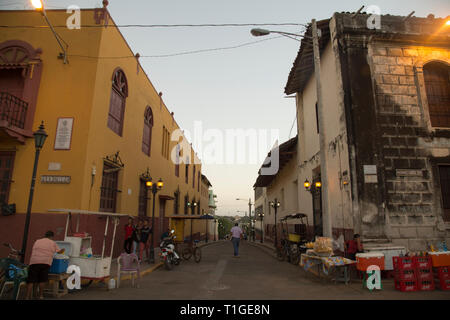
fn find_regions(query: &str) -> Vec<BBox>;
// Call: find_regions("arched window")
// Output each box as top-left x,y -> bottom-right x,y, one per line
142,106 -> 153,156
423,62 -> 450,128
107,68 -> 128,136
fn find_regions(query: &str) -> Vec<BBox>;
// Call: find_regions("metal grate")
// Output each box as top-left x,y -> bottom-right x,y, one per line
0,92 -> 28,129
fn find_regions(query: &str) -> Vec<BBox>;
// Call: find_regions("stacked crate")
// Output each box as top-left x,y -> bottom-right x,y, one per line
413,256 -> 434,291
433,266 -> 450,291
393,256 -> 417,292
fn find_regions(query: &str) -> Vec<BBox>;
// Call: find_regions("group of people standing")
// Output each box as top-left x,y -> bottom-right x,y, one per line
124,217 -> 152,262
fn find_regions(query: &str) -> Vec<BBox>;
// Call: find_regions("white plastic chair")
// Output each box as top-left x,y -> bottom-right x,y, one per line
117,253 -> 140,288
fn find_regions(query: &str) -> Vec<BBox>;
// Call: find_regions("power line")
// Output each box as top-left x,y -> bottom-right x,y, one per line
67,35 -> 291,59
0,22 -> 308,29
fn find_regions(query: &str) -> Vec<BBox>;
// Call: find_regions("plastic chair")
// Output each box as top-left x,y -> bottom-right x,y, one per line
117,253 -> 140,288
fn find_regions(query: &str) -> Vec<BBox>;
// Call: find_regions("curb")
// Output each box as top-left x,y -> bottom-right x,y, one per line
111,262 -> 163,283
247,241 -> 276,258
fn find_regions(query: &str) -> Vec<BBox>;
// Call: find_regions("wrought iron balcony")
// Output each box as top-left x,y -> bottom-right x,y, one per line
0,92 -> 28,129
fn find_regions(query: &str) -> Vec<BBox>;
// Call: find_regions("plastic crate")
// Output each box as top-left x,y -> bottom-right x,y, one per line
433,266 -> 450,280
428,252 -> 450,267
412,256 -> 432,269
394,268 -> 416,280
435,278 -> 450,291
417,279 -> 435,291
394,279 -> 418,292
393,256 -> 415,270
416,268 -> 433,281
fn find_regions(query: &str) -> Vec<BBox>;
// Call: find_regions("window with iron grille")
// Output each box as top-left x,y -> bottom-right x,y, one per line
198,172 -> 200,192
197,200 -> 200,215
185,157 -> 189,184
107,69 -> 128,136
0,151 -> 15,205
142,106 -> 153,156
174,189 -> 180,214
193,166 -> 195,188
184,194 -> 189,214
423,62 -> 450,128
100,163 -> 119,212
175,144 -> 180,177
138,179 -> 148,216
439,165 -> 450,222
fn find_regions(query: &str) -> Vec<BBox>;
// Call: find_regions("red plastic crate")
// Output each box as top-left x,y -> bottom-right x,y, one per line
395,269 -> 416,280
417,279 -> 435,291
416,268 -> 433,281
433,266 -> 450,280
394,279 -> 418,292
413,256 -> 432,269
435,278 -> 450,291
393,256 -> 415,270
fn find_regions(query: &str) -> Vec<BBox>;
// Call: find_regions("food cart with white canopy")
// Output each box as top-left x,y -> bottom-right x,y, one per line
48,209 -> 129,281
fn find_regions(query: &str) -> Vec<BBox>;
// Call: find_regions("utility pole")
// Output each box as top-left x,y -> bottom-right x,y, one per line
312,19 -> 332,237
249,198 -> 254,241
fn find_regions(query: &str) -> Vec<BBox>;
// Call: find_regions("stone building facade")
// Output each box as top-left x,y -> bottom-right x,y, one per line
280,12 -> 450,250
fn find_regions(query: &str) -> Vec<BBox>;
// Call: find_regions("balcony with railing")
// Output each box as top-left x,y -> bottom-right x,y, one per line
0,92 -> 28,129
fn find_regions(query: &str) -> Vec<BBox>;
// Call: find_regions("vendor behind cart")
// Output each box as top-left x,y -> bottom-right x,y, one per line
26,231 -> 65,300
345,234 -> 363,260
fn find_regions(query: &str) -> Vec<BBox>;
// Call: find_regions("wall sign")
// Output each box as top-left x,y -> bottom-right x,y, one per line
54,117 -> 74,150
396,169 -> 422,177
364,165 -> 378,184
41,175 -> 71,184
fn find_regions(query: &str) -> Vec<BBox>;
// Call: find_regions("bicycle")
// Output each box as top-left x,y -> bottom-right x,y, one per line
181,240 -> 202,263
0,243 -> 28,300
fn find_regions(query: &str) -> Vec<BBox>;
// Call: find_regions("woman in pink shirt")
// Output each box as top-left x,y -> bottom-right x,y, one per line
26,231 -> 64,300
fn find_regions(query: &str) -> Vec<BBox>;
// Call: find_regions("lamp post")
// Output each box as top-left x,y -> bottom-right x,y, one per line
187,201 -> 197,241
269,199 -> 281,248
237,197 -> 254,241
304,178 -> 321,237
202,212 -> 209,243
31,0 -> 68,63
147,177 -> 163,264
258,212 -> 265,243
20,121 -> 47,263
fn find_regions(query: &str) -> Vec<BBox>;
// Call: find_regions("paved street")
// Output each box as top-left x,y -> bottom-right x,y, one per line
60,241 -> 450,300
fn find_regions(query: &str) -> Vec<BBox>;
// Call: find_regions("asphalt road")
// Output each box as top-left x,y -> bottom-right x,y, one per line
61,240 -> 450,300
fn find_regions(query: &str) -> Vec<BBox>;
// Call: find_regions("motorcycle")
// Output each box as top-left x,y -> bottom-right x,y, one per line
159,230 -> 181,270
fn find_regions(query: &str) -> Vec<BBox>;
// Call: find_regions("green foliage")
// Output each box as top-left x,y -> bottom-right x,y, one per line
217,216 -> 233,239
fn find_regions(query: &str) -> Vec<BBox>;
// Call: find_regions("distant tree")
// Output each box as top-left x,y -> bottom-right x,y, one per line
218,217 -> 233,239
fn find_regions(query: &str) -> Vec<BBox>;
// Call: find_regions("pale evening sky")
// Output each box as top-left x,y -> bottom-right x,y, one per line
3,0 -> 449,216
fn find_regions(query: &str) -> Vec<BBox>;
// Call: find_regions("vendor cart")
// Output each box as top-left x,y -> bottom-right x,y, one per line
279,213 -> 311,265
48,209 -> 129,282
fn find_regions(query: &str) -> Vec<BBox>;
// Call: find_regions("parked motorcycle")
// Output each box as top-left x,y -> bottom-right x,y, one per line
159,230 -> 181,270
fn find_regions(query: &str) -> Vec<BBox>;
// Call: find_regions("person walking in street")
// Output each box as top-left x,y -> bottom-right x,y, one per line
124,217 -> 134,254
139,219 -> 151,262
25,231 -> 65,299
230,223 -> 243,257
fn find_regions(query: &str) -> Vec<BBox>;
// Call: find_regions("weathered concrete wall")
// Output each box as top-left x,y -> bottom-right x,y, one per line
369,42 -> 450,250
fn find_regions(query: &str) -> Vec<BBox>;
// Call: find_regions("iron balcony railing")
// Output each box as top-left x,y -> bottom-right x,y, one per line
0,92 -> 29,129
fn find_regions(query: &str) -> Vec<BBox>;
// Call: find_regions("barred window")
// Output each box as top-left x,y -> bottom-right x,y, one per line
423,62 -> 450,128
142,106 -> 153,156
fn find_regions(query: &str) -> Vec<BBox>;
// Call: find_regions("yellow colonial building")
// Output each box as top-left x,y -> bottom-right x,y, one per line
0,7 -> 211,261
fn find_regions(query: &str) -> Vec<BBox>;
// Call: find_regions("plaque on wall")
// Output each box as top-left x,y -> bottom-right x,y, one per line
41,175 -> 71,184
54,117 -> 74,150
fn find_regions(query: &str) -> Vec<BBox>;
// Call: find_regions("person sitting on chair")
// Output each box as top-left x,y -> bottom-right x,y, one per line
345,234 -> 363,261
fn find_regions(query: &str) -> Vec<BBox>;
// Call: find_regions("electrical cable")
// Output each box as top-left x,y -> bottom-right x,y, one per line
67,35 -> 291,59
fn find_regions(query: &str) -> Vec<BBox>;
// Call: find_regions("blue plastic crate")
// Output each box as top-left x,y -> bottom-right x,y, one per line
49,258 -> 68,274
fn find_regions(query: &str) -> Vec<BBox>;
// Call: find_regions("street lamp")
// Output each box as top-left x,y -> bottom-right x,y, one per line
146,176 -> 163,263
258,212 -> 265,243
237,197 -> 254,241
20,121 -> 47,262
31,0 -> 68,63
250,28 -> 307,42
269,199 -> 281,249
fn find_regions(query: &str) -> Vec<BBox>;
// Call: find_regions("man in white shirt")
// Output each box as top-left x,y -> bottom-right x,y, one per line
230,223 -> 243,257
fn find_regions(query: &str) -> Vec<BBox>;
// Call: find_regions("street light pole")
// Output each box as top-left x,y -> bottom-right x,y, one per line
270,199 -> 280,249
21,121 -> 47,263
148,178 -> 163,264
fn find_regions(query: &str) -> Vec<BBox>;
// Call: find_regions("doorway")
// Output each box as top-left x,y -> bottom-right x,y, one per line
312,175 -> 323,237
